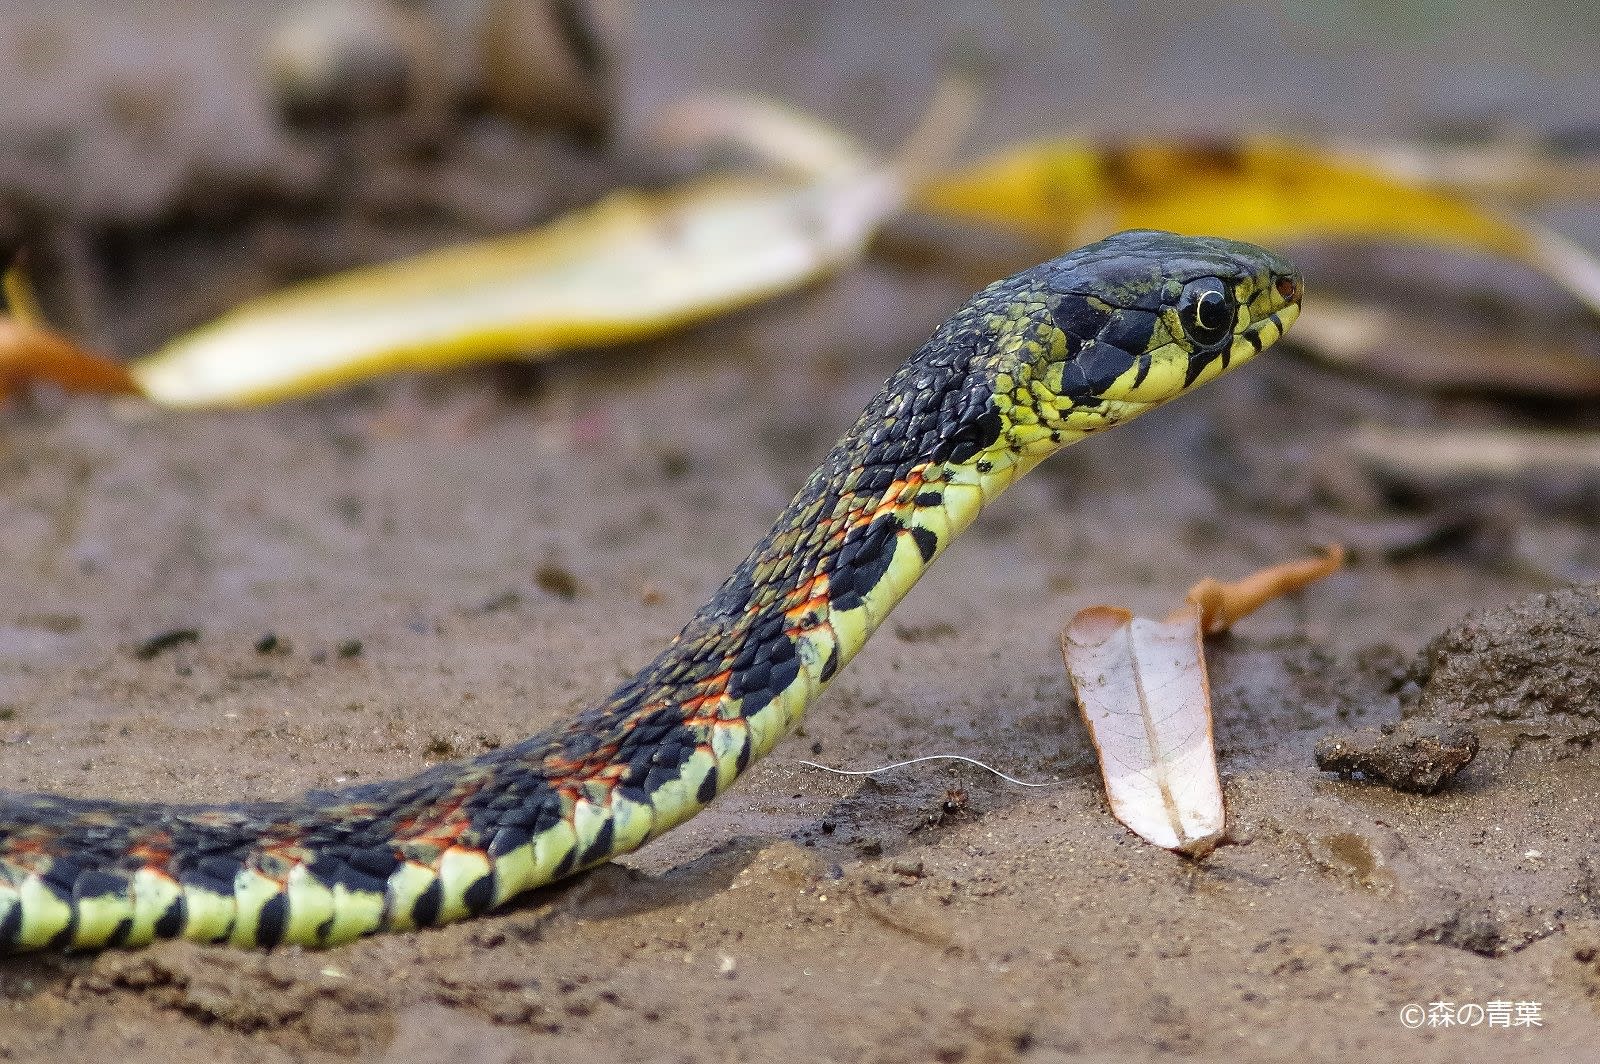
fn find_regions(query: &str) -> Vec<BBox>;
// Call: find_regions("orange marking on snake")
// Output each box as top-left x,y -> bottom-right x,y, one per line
867,464 -> 932,521
258,845 -> 311,884
785,573 -> 831,622
681,668 -> 734,715
394,782 -> 485,848
1,835 -> 49,870
129,833 -> 174,870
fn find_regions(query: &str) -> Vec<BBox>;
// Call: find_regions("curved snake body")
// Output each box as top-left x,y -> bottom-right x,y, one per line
0,230 -> 1300,952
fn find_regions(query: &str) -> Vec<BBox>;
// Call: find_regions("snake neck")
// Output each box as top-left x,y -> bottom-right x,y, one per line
599,289 -> 1062,764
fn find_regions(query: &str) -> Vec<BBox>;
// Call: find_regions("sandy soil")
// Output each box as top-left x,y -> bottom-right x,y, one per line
2,3 -> 1599,1062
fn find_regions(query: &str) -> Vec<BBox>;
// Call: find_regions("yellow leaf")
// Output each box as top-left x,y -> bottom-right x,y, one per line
128,84 -> 981,409
132,172 -> 898,408
917,137 -> 1600,315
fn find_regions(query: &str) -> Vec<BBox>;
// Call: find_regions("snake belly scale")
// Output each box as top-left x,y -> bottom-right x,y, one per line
0,230 -> 1301,952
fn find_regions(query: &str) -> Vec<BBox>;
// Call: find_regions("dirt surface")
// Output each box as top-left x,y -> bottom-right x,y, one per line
3,3 -> 1600,1062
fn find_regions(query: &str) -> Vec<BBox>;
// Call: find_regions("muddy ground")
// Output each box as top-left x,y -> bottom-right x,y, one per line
1,3 -> 1600,1062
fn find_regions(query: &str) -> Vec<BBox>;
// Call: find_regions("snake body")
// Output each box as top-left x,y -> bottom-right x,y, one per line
0,230 -> 1300,952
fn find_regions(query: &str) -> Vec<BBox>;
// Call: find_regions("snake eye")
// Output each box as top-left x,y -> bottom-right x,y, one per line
1178,279 -> 1234,348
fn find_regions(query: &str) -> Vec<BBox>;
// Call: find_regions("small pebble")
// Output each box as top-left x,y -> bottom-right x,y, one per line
535,563 -> 580,601
133,628 -> 199,660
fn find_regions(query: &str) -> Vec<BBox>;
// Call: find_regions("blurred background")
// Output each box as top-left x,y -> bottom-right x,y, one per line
0,0 -> 1596,349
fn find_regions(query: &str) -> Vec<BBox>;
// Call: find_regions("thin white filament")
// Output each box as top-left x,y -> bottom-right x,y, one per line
796,755 -> 1060,788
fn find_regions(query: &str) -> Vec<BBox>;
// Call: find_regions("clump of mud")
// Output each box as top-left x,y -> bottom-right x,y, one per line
1404,583 -> 1600,743
1314,719 -> 1479,793
1315,583 -> 1599,790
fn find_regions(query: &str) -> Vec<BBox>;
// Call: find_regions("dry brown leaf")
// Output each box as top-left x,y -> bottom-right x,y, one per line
1062,605 -> 1223,855
1062,547 -> 1345,853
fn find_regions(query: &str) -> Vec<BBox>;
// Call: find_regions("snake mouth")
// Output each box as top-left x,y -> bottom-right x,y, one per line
1241,291 -> 1300,355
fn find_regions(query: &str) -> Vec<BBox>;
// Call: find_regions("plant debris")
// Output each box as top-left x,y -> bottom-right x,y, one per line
1346,426 -> 1600,481
0,265 -> 141,403
1062,605 -> 1223,854
1061,547 -> 1345,854
1289,299 -> 1600,397
1314,719 -> 1480,794
132,627 -> 200,660
915,136 -> 1600,315
118,84 -> 976,409
1184,545 -> 1345,635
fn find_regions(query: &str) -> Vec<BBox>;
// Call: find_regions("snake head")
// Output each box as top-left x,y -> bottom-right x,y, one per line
1032,229 -> 1302,424
873,229 -> 1301,471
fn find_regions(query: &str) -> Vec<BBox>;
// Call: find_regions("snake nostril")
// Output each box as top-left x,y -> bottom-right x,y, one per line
1276,276 -> 1302,303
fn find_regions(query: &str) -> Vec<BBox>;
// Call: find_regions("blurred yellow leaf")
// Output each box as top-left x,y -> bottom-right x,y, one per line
128,82 -> 979,409
132,172 -> 898,407
917,137 -> 1600,315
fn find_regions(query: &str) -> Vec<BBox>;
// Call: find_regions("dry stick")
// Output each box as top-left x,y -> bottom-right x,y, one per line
1288,298 -> 1600,397
1347,426 -> 1600,477
884,70 -> 984,192
1181,544 -> 1346,635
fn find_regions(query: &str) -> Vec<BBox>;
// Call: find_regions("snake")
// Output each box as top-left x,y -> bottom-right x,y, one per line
0,229 -> 1300,953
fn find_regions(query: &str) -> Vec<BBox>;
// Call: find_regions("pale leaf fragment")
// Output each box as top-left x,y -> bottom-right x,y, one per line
1347,139 -> 1600,205
1062,547 -> 1345,854
652,95 -> 876,181
1346,426 -> 1600,479
1290,298 -> 1600,398
1061,605 -> 1223,855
